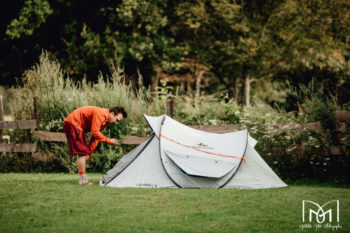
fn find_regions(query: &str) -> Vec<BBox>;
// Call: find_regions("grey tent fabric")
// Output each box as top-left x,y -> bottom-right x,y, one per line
164,150 -> 237,178
100,114 -> 287,189
101,134 -> 155,185
101,133 -> 176,188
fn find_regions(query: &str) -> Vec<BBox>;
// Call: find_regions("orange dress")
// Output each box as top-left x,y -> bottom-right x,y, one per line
64,106 -> 111,155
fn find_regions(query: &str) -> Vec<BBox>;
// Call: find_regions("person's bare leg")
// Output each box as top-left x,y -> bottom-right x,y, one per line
77,155 -> 89,173
77,155 -> 90,184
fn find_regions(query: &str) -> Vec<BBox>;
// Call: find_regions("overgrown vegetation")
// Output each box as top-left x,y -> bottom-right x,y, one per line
1,53 -> 349,184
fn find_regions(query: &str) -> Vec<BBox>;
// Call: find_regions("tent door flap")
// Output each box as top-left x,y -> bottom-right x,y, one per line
164,150 -> 237,179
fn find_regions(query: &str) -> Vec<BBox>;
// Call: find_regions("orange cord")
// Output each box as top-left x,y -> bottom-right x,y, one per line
159,132 -> 247,166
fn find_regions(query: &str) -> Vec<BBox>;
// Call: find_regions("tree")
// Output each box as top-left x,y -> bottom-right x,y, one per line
173,0 -> 285,106
1,0 -> 53,86
265,0 -> 350,92
6,0 -> 53,39
75,0 -> 183,88
2,0 -> 349,107
2,0 -> 183,86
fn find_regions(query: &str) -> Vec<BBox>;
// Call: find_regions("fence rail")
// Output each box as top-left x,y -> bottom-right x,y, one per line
33,131 -> 148,145
0,95 -> 39,153
33,120 -> 346,144
32,108 -> 349,160
0,143 -> 37,153
0,120 -> 37,130
0,95 -> 349,161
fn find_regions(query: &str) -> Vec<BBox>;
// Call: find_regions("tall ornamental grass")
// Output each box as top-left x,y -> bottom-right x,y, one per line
8,52 -> 150,131
7,51 -> 245,132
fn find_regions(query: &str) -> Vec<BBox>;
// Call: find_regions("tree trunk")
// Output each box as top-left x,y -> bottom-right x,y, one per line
180,82 -> 185,94
243,75 -> 250,106
195,70 -> 204,98
186,80 -> 192,96
234,78 -> 240,104
150,76 -> 159,97
0,95 -> 3,142
151,66 -> 161,97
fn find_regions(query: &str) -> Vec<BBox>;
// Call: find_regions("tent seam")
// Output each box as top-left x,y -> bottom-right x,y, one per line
219,130 -> 249,189
159,116 -> 182,188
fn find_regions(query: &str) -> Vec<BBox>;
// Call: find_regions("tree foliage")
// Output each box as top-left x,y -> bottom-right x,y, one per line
1,0 -> 349,105
6,0 -> 53,39
266,0 -> 350,82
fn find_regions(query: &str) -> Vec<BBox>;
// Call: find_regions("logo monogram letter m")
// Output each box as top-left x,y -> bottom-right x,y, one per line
302,200 -> 339,224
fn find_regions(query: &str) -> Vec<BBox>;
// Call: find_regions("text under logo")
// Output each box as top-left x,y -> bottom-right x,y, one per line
300,200 -> 342,231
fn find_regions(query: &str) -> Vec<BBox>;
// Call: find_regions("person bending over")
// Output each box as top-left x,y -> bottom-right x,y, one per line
63,106 -> 127,185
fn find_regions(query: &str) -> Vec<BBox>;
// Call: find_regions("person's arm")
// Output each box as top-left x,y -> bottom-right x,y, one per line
88,113 -> 111,155
88,137 -> 119,156
91,114 -> 111,143
88,138 -> 99,156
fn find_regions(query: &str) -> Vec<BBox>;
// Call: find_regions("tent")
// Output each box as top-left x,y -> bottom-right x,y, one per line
99,114 -> 287,189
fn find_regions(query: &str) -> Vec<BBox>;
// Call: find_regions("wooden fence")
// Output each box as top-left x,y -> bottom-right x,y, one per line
33,110 -> 350,144
33,110 -> 349,158
0,96 -> 349,161
0,96 -> 39,153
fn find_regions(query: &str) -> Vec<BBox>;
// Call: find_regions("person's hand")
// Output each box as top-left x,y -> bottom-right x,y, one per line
110,139 -> 119,146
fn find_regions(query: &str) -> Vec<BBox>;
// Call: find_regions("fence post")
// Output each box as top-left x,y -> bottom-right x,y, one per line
166,97 -> 174,118
0,95 -> 3,142
33,96 -> 40,130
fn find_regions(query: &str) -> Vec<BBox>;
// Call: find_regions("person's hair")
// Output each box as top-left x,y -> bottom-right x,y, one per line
109,106 -> 127,118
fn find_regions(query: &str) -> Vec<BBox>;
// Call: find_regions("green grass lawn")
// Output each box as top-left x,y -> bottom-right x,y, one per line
0,173 -> 349,233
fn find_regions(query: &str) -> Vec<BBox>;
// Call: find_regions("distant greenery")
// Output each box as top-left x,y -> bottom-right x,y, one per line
0,173 -> 349,233
2,0 -> 350,106
0,53 -> 349,184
